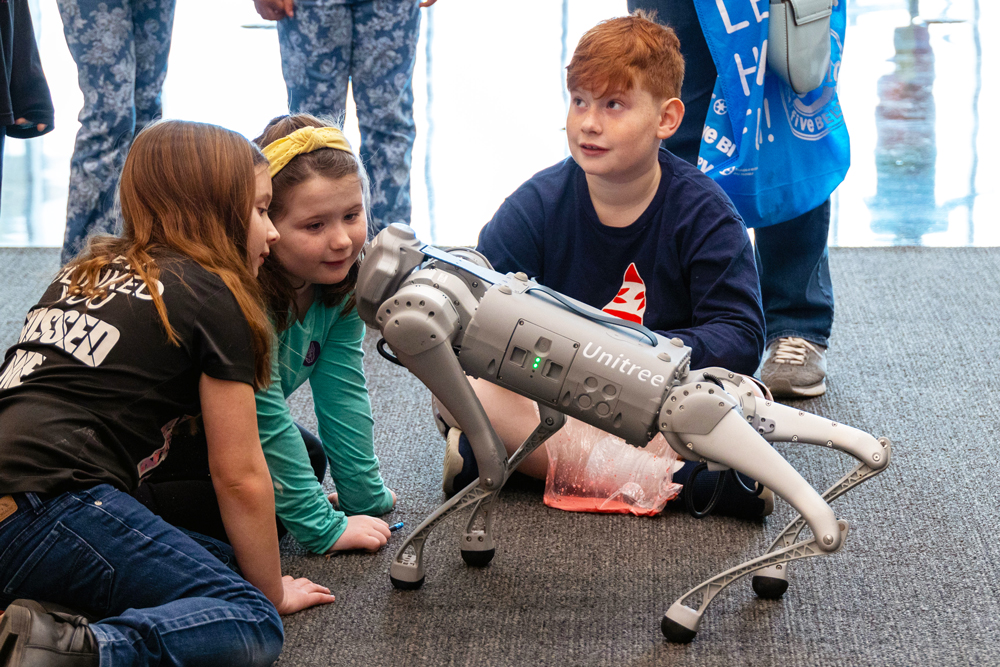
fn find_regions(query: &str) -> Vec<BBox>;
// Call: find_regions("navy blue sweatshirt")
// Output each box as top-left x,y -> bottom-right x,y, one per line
477,149 -> 765,375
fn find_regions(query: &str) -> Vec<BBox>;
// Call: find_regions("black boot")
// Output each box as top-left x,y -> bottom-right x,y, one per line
0,600 -> 98,666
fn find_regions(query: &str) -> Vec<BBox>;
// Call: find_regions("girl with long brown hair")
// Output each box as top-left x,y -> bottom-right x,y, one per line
0,120 -> 333,666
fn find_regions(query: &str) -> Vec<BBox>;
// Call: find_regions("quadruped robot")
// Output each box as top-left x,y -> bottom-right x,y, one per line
357,224 -> 891,642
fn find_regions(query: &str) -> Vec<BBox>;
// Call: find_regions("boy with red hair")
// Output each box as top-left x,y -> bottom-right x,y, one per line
442,13 -> 768,519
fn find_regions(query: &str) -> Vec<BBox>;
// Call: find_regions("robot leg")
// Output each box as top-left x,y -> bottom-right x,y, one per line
459,406 -> 567,567
662,520 -> 851,643
389,402 -> 567,587
746,400 -> 892,598
659,384 -> 846,642
662,395 -> 842,553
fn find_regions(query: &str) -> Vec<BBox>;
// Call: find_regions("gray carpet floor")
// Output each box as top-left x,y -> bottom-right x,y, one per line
2,247 -> 999,666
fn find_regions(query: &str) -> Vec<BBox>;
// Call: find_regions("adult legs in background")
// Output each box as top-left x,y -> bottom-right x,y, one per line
755,201 -> 834,347
349,0 -> 418,232
627,0 -> 716,165
0,486 -> 283,666
0,127 -> 5,195
277,1 -> 352,120
57,0 -> 175,263
277,0 -> 419,232
630,0 -> 835,396
132,1 -> 176,146
755,201 -> 834,396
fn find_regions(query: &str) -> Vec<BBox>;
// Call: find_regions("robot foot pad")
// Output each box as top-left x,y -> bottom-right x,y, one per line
751,574 -> 790,599
661,616 -> 697,643
460,548 -> 496,567
390,575 -> 426,591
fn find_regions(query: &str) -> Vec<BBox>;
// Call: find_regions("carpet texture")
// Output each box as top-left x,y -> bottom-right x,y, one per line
1,247 -> 998,666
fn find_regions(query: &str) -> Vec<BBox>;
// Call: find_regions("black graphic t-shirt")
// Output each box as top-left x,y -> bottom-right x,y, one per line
0,254 -> 256,495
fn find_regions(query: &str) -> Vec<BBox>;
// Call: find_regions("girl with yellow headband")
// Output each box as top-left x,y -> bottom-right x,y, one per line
133,115 -> 395,560
251,113 -> 397,555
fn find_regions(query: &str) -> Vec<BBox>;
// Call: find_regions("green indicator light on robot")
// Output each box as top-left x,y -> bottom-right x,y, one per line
533,357 -> 541,369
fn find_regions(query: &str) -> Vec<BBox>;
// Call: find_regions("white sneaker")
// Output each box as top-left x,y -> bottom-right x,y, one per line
442,427 -> 466,496
760,337 -> 827,398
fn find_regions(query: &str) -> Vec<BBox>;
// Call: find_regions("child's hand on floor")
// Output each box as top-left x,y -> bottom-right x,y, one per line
275,575 -> 336,615
328,515 -> 391,553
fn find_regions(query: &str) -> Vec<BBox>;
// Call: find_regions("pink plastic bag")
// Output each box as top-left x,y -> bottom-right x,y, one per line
543,418 -> 681,517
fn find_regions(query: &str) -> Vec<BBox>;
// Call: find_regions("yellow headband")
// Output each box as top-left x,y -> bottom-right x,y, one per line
261,126 -> 353,177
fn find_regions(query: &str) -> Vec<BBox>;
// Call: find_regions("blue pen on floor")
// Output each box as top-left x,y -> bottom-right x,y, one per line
389,521 -> 404,533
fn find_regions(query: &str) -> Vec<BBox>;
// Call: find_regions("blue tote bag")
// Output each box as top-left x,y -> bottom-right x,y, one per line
692,0 -> 850,228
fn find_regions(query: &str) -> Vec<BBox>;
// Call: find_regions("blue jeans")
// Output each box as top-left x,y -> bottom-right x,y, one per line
754,200 -> 833,346
277,0 -> 420,232
629,0 -> 834,347
0,485 -> 283,666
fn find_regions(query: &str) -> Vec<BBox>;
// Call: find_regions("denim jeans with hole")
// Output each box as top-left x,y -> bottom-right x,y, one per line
0,485 -> 283,666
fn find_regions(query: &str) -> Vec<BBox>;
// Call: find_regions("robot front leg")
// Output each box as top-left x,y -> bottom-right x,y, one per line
747,400 -> 892,598
390,482 -> 497,589
659,386 -> 847,641
381,289 -> 511,587
390,403 -> 566,587
459,406 -> 566,567
663,402 -> 842,553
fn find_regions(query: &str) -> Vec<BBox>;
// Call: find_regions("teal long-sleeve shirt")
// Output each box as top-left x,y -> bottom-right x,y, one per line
255,298 -> 394,554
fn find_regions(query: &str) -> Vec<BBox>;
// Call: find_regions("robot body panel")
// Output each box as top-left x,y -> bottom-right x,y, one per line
460,280 -> 690,447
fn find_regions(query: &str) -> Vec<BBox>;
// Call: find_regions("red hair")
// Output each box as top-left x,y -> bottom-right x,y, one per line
566,10 -> 684,100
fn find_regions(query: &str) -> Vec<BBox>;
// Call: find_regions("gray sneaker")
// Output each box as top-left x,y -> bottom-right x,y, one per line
760,337 -> 827,398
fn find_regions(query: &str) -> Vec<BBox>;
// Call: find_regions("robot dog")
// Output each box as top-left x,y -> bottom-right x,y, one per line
357,224 -> 891,642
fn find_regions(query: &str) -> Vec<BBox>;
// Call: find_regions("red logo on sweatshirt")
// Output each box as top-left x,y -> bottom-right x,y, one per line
603,263 -> 646,324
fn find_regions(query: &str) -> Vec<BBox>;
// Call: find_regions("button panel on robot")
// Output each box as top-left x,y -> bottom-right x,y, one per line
568,374 -> 622,423
498,320 -> 577,402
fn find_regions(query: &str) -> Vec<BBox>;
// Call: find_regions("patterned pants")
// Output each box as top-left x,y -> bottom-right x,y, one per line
57,0 -> 176,264
277,0 -> 420,232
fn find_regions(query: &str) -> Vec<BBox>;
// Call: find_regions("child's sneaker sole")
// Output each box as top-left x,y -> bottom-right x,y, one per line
766,378 -> 827,398
442,427 -> 465,496
759,485 -> 774,517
